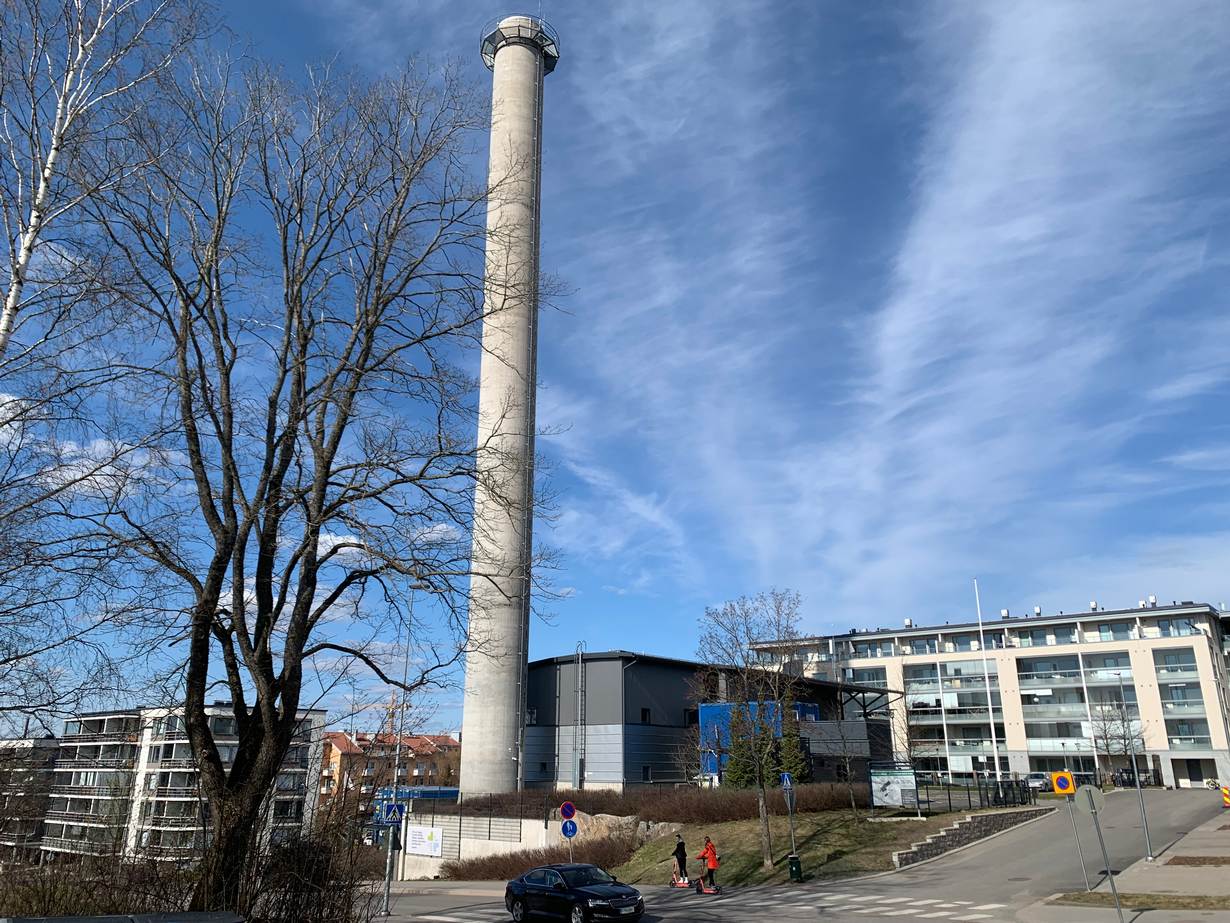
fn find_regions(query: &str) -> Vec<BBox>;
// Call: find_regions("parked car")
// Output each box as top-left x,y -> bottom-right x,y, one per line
1026,772 -> 1053,792
505,864 -> 644,922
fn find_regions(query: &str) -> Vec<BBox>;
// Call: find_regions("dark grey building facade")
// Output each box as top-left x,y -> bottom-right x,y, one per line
523,650 -> 894,791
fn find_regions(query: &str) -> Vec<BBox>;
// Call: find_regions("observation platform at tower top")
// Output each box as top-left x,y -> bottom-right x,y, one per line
480,14 -> 560,72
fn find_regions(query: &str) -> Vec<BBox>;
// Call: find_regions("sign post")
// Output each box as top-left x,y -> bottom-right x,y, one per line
561,818 -> 578,863
1052,772 -> 1090,892
1075,784 -> 1123,923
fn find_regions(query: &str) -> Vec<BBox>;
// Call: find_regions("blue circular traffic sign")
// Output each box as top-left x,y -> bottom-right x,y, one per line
561,819 -> 578,839
560,801 -> 577,820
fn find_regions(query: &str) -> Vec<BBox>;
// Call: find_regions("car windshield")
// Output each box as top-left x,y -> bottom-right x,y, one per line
562,866 -> 615,887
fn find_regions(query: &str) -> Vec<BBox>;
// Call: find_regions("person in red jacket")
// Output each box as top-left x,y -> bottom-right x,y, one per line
696,835 -> 719,889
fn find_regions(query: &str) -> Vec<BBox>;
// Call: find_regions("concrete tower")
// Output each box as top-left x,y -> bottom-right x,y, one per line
459,16 -> 559,794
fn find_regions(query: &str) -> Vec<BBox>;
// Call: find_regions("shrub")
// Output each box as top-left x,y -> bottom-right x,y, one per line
440,832 -> 639,881
447,782 -> 864,827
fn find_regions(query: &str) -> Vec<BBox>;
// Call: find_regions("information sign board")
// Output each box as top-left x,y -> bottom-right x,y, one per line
406,825 -> 443,857
870,767 -> 918,808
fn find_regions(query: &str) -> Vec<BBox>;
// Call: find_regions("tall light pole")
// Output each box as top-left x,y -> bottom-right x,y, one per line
381,581 -> 431,917
972,579 -> 1002,781
1115,672 -> 1154,861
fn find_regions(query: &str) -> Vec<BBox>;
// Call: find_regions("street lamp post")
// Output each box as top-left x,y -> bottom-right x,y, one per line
1115,672 -> 1154,861
381,581 -> 431,917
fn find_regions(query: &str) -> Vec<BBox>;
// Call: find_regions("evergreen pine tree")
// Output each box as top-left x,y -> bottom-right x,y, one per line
722,706 -> 756,788
777,692 -> 811,784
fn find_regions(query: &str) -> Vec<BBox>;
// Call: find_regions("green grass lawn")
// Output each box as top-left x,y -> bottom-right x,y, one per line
1054,892 -> 1230,911
614,810 -> 956,887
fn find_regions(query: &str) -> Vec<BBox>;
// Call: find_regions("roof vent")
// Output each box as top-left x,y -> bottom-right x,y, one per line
1138,599 -> 1147,609
903,618 -> 913,627
1033,606 -> 1042,616
1148,595 -> 1157,607
1089,600 -> 1098,612
999,608 -> 1009,618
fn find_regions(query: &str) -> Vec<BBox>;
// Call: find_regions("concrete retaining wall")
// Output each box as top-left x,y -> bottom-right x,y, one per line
892,807 -> 1054,868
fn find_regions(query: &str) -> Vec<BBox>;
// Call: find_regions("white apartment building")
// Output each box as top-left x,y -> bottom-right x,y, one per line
40,703 -> 325,860
752,600 -> 1230,789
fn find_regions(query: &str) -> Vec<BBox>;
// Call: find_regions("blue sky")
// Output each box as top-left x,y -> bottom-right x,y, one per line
228,1 -> 1230,682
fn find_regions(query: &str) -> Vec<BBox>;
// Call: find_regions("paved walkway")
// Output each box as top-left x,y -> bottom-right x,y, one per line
1020,807 -> 1230,922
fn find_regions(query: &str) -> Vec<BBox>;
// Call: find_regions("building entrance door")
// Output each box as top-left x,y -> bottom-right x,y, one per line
1186,759 -> 1204,784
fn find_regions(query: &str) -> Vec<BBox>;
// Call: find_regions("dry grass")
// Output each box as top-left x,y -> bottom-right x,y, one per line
1165,855 -> 1230,866
1054,892 -> 1230,911
614,811 -> 953,888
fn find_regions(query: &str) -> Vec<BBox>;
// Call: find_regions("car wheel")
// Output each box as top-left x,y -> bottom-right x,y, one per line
510,898 -> 526,922
569,904 -> 587,923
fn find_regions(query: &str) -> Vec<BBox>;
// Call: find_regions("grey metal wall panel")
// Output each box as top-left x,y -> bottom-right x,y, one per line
623,725 -> 690,783
622,660 -> 698,727
524,726 -> 557,785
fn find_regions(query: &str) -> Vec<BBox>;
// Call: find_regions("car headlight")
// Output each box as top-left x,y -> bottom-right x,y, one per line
587,899 -> 610,907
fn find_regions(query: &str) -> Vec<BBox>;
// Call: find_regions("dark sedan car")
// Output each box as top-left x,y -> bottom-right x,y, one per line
505,863 -> 644,922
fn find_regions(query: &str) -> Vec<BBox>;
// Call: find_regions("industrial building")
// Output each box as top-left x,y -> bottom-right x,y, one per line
751,600 -> 1230,787
522,650 -> 891,791
22,704 -> 325,860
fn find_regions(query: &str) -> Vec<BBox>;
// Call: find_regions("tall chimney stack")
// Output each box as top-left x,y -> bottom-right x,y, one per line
459,16 -> 559,794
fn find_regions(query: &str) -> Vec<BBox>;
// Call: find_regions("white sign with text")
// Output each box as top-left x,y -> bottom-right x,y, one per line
406,825 -> 444,857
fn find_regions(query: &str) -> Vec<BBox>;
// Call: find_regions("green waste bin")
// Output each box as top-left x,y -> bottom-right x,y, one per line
788,853 -> 802,882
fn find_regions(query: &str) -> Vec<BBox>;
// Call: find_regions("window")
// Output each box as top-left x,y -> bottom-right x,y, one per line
543,870 -> 565,890
640,708 -> 651,725
523,869 -> 547,885
684,708 -> 699,726
642,765 -> 652,782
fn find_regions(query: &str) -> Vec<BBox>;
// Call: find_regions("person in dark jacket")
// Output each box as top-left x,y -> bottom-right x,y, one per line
672,834 -> 688,882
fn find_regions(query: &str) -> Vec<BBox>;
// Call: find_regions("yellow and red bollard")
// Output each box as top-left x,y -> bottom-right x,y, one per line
1221,785 -> 1230,809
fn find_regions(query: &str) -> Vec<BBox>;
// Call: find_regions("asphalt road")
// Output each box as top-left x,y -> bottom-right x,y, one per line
387,789 -> 1225,922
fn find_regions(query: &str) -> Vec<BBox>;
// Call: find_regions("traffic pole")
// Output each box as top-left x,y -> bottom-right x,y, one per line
1066,795 -> 1091,892
1086,789 -> 1124,923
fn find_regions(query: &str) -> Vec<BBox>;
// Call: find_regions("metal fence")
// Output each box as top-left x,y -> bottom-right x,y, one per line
916,778 -> 1037,814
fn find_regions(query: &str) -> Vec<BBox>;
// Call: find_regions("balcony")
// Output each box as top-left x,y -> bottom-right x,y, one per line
947,739 -> 994,753
1026,738 -> 1095,753
141,844 -> 201,858
1168,736 -> 1213,751
1021,703 -> 1088,719
154,759 -> 198,769
49,785 -> 132,796
151,786 -> 198,798
1160,701 -> 1206,716
53,758 -> 135,770
1083,668 -> 1132,684
142,816 -> 203,828
903,680 -> 941,693
1018,670 -> 1083,687
44,811 -> 125,826
1156,666 -> 1200,682
61,732 -> 138,743
39,836 -> 122,855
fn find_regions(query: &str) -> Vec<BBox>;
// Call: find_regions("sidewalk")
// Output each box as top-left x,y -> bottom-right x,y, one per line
1019,810 -> 1230,922
390,880 -> 505,898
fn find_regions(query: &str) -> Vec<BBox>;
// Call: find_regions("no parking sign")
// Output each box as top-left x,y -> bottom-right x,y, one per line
1051,770 -> 1075,796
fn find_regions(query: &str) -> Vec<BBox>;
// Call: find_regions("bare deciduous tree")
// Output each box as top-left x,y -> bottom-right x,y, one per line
696,589 -> 803,870
42,51 -> 521,909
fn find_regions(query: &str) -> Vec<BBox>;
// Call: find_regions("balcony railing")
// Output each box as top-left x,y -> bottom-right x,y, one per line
153,759 -> 197,769
1083,668 -> 1133,684
1168,736 -> 1213,750
54,758 -> 135,769
1026,737 -> 1095,752
39,836 -> 122,855
947,739 -> 994,752
142,816 -> 203,828
44,811 -> 125,826
49,785 -> 132,796
61,731 -> 139,743
1155,666 -> 1200,682
1018,670 -> 1082,686
1160,701 -> 1206,716
140,844 -> 202,858
151,786 -> 198,798
1021,703 -> 1088,719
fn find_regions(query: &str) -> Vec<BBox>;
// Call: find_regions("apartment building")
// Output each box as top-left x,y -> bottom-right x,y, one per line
752,600 -> 1230,788
318,730 -> 459,824
39,704 -> 325,861
0,736 -> 57,861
